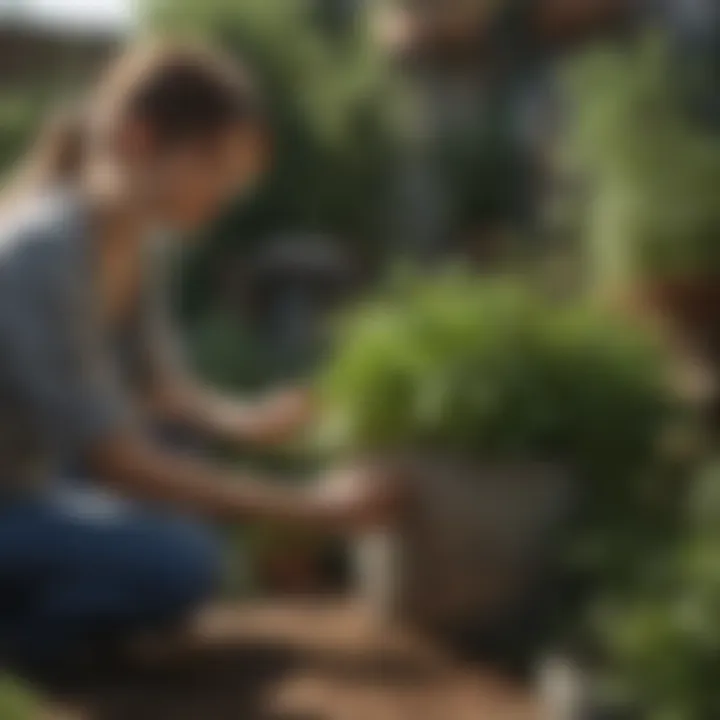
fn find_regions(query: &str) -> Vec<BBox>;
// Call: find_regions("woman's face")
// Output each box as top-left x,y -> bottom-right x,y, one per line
136,123 -> 269,234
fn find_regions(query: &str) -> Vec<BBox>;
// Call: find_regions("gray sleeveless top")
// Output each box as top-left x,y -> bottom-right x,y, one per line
0,190 -> 184,491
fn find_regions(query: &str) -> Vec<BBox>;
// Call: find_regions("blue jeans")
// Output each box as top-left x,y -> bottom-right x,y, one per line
0,484 -> 222,674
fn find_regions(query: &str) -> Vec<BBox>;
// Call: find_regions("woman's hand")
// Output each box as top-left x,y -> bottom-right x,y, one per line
310,463 -> 408,531
88,429 -> 406,530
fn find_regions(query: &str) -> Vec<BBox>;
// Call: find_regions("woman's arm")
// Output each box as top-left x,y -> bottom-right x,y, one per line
138,246 -> 313,447
148,379 -> 313,447
0,214 -> 395,531
87,429 -> 399,530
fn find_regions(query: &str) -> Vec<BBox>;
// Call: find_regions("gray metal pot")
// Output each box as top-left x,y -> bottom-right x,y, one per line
342,455 -> 573,639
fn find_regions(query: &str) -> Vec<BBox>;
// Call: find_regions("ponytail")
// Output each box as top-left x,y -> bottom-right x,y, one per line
1,106 -> 86,209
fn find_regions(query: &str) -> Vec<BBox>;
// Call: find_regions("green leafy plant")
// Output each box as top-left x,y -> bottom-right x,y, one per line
0,676 -> 40,720
316,273 -> 678,596
599,460 -> 720,719
318,274 -> 671,476
0,93 -> 48,177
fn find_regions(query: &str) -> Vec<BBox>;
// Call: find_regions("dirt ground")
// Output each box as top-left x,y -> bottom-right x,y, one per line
44,601 -> 540,720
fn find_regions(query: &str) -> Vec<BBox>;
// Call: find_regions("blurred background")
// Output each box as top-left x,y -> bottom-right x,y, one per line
1,1 -> 720,718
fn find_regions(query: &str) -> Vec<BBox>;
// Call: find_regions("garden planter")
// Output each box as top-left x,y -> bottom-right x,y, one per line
253,531 -> 330,597
627,277 -> 720,420
332,456 -> 573,643
255,551 -> 320,596
534,0 -> 631,48
636,278 -> 720,368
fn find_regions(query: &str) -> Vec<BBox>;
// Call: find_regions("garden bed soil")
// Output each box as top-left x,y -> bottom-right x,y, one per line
44,601 -> 539,720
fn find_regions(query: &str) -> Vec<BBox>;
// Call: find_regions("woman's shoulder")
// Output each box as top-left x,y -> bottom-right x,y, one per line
0,189 -> 86,270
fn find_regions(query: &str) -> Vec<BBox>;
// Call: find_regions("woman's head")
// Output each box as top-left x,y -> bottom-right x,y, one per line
9,40 -> 268,233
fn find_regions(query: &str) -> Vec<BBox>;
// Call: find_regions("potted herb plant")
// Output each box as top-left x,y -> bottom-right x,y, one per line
314,274 -> 672,665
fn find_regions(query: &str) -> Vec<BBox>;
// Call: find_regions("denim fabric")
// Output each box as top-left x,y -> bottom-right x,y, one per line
0,484 -> 221,673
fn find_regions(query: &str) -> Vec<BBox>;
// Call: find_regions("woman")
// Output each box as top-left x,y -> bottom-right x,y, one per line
0,40 -> 394,677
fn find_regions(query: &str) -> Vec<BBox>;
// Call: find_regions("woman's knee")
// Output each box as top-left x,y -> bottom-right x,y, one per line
140,519 -> 224,616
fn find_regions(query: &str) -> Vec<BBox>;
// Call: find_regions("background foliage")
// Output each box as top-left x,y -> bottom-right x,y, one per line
564,34 -> 720,290
0,676 -> 39,720
150,0 -> 397,318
